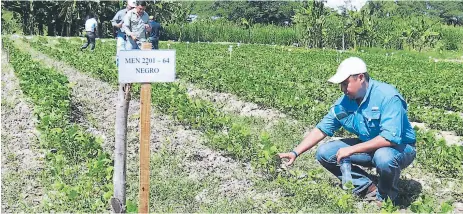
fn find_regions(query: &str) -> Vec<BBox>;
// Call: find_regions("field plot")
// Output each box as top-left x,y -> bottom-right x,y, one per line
1,36 -> 462,213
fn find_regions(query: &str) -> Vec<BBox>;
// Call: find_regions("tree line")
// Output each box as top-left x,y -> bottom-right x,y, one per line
2,1 -> 462,51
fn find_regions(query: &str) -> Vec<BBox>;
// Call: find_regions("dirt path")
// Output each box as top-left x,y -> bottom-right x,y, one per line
185,81 -> 287,121
411,122 -> 461,146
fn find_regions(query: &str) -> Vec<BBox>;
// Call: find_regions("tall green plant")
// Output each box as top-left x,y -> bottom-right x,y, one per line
1,10 -> 22,34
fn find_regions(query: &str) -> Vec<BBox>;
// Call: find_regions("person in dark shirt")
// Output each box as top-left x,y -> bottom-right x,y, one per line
148,15 -> 162,49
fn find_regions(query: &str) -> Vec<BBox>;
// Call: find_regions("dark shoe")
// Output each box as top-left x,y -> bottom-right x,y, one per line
361,183 -> 384,208
362,183 -> 378,201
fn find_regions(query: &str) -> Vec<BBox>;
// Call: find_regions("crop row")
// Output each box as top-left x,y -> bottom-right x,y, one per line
3,37 -> 113,212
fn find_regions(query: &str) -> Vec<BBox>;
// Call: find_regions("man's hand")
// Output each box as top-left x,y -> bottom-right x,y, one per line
278,152 -> 297,166
276,128 -> 327,167
336,146 -> 355,163
116,23 -> 123,28
145,24 -> 151,32
130,33 -> 137,41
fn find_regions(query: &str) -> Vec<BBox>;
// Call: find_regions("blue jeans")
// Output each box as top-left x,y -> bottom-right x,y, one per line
116,33 -> 126,67
149,37 -> 159,49
315,138 -> 416,203
116,35 -> 126,53
125,37 -> 140,50
81,31 -> 96,51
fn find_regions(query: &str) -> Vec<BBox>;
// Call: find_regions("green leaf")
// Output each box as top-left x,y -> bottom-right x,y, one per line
126,200 -> 138,213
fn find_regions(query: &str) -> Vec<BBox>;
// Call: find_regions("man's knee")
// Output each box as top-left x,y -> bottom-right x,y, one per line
315,141 -> 339,164
373,148 -> 398,173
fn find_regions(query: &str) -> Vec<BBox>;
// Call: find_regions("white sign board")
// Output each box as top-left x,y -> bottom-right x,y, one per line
118,50 -> 176,83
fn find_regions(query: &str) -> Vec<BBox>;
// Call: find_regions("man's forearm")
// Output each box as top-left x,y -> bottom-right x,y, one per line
111,12 -> 122,27
113,22 -> 123,28
122,23 -> 131,36
293,128 -> 326,156
351,135 -> 395,153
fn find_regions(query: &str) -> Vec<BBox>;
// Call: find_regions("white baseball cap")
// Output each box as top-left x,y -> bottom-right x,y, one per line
127,0 -> 137,7
328,57 -> 367,84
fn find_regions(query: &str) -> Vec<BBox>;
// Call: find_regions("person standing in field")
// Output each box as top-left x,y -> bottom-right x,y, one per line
122,1 -> 151,50
278,57 -> 416,207
81,13 -> 98,52
111,0 -> 137,55
148,15 -> 162,50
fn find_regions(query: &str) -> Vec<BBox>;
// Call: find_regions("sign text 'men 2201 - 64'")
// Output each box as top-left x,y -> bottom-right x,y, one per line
118,50 -> 176,83
125,57 -> 171,73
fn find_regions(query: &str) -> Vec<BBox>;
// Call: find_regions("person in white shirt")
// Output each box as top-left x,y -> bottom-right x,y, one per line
81,13 -> 98,51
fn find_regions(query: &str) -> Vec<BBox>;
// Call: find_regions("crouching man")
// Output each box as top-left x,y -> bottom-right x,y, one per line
278,57 -> 416,206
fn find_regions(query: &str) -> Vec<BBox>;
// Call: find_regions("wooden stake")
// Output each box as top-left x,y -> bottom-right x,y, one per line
139,43 -> 152,213
139,83 -> 151,213
113,82 -> 131,213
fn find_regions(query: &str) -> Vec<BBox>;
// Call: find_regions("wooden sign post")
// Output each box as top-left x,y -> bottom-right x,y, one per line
139,82 -> 150,213
139,43 -> 152,213
114,43 -> 176,213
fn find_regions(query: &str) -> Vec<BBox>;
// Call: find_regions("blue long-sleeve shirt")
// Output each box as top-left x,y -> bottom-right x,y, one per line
149,20 -> 162,39
316,79 -> 416,145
